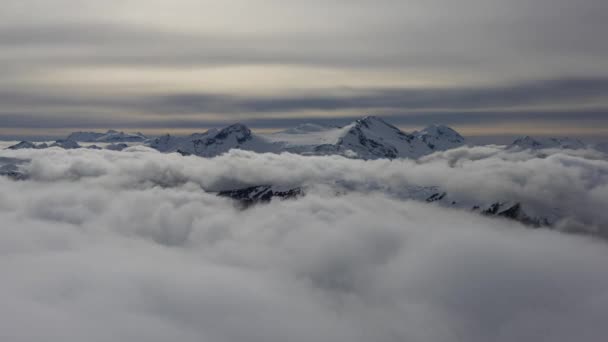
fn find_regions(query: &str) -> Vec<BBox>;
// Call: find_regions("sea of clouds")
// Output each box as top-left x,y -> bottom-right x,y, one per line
1,145 -> 608,342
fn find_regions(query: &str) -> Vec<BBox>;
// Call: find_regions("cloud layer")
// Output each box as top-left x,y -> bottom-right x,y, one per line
1,146 -> 608,341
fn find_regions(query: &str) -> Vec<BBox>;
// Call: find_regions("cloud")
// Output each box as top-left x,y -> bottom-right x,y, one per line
1,79 -> 607,139
1,0 -> 608,138
0,146 -> 608,341
151,78 -> 608,113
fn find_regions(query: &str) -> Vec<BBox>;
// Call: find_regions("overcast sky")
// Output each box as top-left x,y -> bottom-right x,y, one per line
1,0 -> 607,140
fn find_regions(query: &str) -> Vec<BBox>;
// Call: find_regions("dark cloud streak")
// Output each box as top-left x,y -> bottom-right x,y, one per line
154,78 -> 608,114
1,77 -> 607,139
2,77 -> 607,115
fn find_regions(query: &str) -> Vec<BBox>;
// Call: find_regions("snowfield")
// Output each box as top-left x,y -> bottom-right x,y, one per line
1,142 -> 608,342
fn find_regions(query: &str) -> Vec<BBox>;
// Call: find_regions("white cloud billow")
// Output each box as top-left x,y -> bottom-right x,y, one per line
1,146 -> 608,341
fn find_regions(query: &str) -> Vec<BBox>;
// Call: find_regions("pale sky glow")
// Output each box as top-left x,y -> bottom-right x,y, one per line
1,0 -> 607,139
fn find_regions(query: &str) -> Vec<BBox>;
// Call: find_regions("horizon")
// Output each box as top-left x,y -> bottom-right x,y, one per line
2,115 -> 607,145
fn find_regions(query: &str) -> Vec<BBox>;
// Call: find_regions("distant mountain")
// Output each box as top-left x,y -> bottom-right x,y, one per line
66,130 -> 147,142
7,139 -> 134,151
413,124 -> 466,151
274,116 -> 465,159
98,130 -> 147,142
509,136 -> 586,150
50,139 -> 81,149
305,116 -> 433,159
7,139 -> 80,150
7,141 -> 41,150
149,116 -> 466,159
65,132 -> 105,142
149,124 -> 283,157
5,117 -> 467,159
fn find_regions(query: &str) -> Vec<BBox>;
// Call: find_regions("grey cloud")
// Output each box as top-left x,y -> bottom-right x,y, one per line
2,0 -> 608,73
154,78 -> 608,113
1,77 -> 607,129
5,146 -> 608,232
1,147 -> 608,341
0,22 -> 477,70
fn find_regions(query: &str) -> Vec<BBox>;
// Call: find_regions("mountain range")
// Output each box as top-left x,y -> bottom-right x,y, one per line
148,116 -> 465,159
4,116 -> 601,159
66,130 -> 147,143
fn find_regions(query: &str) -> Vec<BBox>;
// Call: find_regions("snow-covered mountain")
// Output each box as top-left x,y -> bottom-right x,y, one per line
50,139 -> 81,149
509,136 -> 586,150
6,139 -> 128,151
65,131 -> 105,142
98,130 -> 147,142
7,141 -> 45,150
8,139 -> 80,150
300,116 -> 434,159
4,117 -> 467,159
271,116 -> 465,158
413,124 -> 466,151
149,124 -> 283,157
66,130 -> 147,142
149,116 -> 466,159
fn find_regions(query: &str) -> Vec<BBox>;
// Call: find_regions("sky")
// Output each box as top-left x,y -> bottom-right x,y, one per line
1,0 -> 607,141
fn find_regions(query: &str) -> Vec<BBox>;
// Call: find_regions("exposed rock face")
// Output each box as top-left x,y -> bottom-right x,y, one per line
478,202 -> 550,227
217,185 -> 303,208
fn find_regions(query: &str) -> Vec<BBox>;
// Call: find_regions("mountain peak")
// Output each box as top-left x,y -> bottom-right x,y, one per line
333,116 -> 421,159
420,124 -> 456,133
349,116 -> 404,135
355,116 -> 393,128
7,141 -> 38,150
50,139 -> 81,149
417,124 -> 463,139
213,123 -> 252,144
222,123 -> 250,132
414,124 -> 465,150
